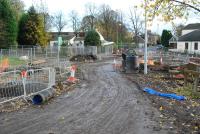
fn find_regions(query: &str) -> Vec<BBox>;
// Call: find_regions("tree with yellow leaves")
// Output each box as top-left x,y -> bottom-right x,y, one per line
143,0 -> 200,22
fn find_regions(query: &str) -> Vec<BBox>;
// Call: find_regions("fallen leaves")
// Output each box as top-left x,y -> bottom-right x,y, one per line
159,106 -> 163,111
124,71 -> 200,133
0,99 -> 28,113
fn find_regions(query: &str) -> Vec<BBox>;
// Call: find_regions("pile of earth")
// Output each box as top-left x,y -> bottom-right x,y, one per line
70,55 -> 97,62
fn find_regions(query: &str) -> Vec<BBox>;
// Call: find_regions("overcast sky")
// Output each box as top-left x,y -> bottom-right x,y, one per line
22,0 -> 200,35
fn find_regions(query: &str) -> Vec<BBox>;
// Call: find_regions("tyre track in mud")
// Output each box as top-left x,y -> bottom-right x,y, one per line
0,61 -> 174,134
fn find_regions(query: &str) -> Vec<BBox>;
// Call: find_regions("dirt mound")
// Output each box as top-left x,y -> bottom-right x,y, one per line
70,55 -> 97,62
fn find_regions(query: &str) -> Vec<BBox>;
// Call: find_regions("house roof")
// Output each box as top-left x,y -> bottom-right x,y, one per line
49,32 -> 85,41
169,36 -> 178,42
178,30 -> 200,41
183,23 -> 200,30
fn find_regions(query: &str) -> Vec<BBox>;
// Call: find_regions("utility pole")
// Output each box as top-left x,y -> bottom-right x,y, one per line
144,0 -> 148,74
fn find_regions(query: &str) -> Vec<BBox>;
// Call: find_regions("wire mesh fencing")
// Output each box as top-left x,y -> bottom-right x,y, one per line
0,67 -> 55,104
22,67 -> 56,97
0,70 -> 23,104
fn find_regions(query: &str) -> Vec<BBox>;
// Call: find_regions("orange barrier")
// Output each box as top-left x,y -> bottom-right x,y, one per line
0,58 -> 9,73
21,70 -> 27,79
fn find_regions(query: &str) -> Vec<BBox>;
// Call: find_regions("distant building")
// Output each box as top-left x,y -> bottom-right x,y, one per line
147,30 -> 160,45
181,23 -> 200,36
170,23 -> 200,54
138,30 -> 160,47
68,30 -> 114,47
134,35 -> 145,48
49,32 -> 84,47
169,35 -> 178,49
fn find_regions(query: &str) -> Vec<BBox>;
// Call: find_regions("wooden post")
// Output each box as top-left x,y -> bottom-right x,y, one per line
184,69 -> 188,87
193,76 -> 198,92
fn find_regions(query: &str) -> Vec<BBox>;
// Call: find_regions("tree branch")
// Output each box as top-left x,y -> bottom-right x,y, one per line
172,0 -> 200,12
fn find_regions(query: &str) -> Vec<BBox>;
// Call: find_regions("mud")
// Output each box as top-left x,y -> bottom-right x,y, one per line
0,60 -> 176,134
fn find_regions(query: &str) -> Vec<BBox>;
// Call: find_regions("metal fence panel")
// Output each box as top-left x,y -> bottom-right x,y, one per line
25,67 -> 55,96
0,68 -> 56,104
0,70 -> 23,104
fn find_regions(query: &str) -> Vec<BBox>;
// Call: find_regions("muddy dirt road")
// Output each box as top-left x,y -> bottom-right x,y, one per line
0,61 -> 175,134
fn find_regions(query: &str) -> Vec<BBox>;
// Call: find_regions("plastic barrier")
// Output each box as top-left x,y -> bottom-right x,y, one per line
67,65 -> 79,83
143,87 -> 186,101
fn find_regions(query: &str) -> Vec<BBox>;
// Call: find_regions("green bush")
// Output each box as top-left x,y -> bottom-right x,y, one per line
84,30 -> 101,46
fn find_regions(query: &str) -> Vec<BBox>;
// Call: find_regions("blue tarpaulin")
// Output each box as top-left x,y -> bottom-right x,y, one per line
143,87 -> 186,101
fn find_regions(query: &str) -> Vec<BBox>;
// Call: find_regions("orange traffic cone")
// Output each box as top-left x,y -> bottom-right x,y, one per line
67,65 -> 79,83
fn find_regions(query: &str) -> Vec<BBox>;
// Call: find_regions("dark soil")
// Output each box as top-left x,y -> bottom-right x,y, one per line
70,55 -> 97,62
123,71 -> 200,134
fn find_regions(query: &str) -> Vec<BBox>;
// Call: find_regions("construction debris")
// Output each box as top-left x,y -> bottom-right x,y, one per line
70,55 -> 97,62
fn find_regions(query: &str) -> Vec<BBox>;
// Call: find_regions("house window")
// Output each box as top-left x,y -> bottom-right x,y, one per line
185,43 -> 188,50
194,42 -> 198,50
174,43 -> 177,49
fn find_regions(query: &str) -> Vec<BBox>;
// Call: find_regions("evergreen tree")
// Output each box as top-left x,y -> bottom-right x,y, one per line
18,6 -> 48,48
0,0 -> 18,48
84,30 -> 101,46
161,30 -> 172,48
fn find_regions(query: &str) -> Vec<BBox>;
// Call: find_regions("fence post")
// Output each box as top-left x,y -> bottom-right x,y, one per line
57,46 -> 60,67
22,46 -> 24,56
46,47 -> 48,59
48,68 -> 51,88
48,68 -> 55,88
28,50 -> 29,59
22,71 -> 27,99
33,47 -> 35,59
31,48 -> 32,64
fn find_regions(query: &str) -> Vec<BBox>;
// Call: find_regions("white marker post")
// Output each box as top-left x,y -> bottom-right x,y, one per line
58,36 -> 62,69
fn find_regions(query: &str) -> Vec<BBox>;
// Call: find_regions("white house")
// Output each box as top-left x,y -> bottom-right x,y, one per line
68,31 -> 114,55
68,30 -> 114,47
170,23 -> 200,54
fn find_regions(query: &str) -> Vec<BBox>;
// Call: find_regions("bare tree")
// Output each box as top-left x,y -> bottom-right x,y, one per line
81,15 -> 96,32
129,6 -> 144,45
98,4 -> 115,39
172,23 -> 185,37
35,0 -> 53,31
84,3 -> 98,30
69,10 -> 80,32
53,11 -> 67,35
